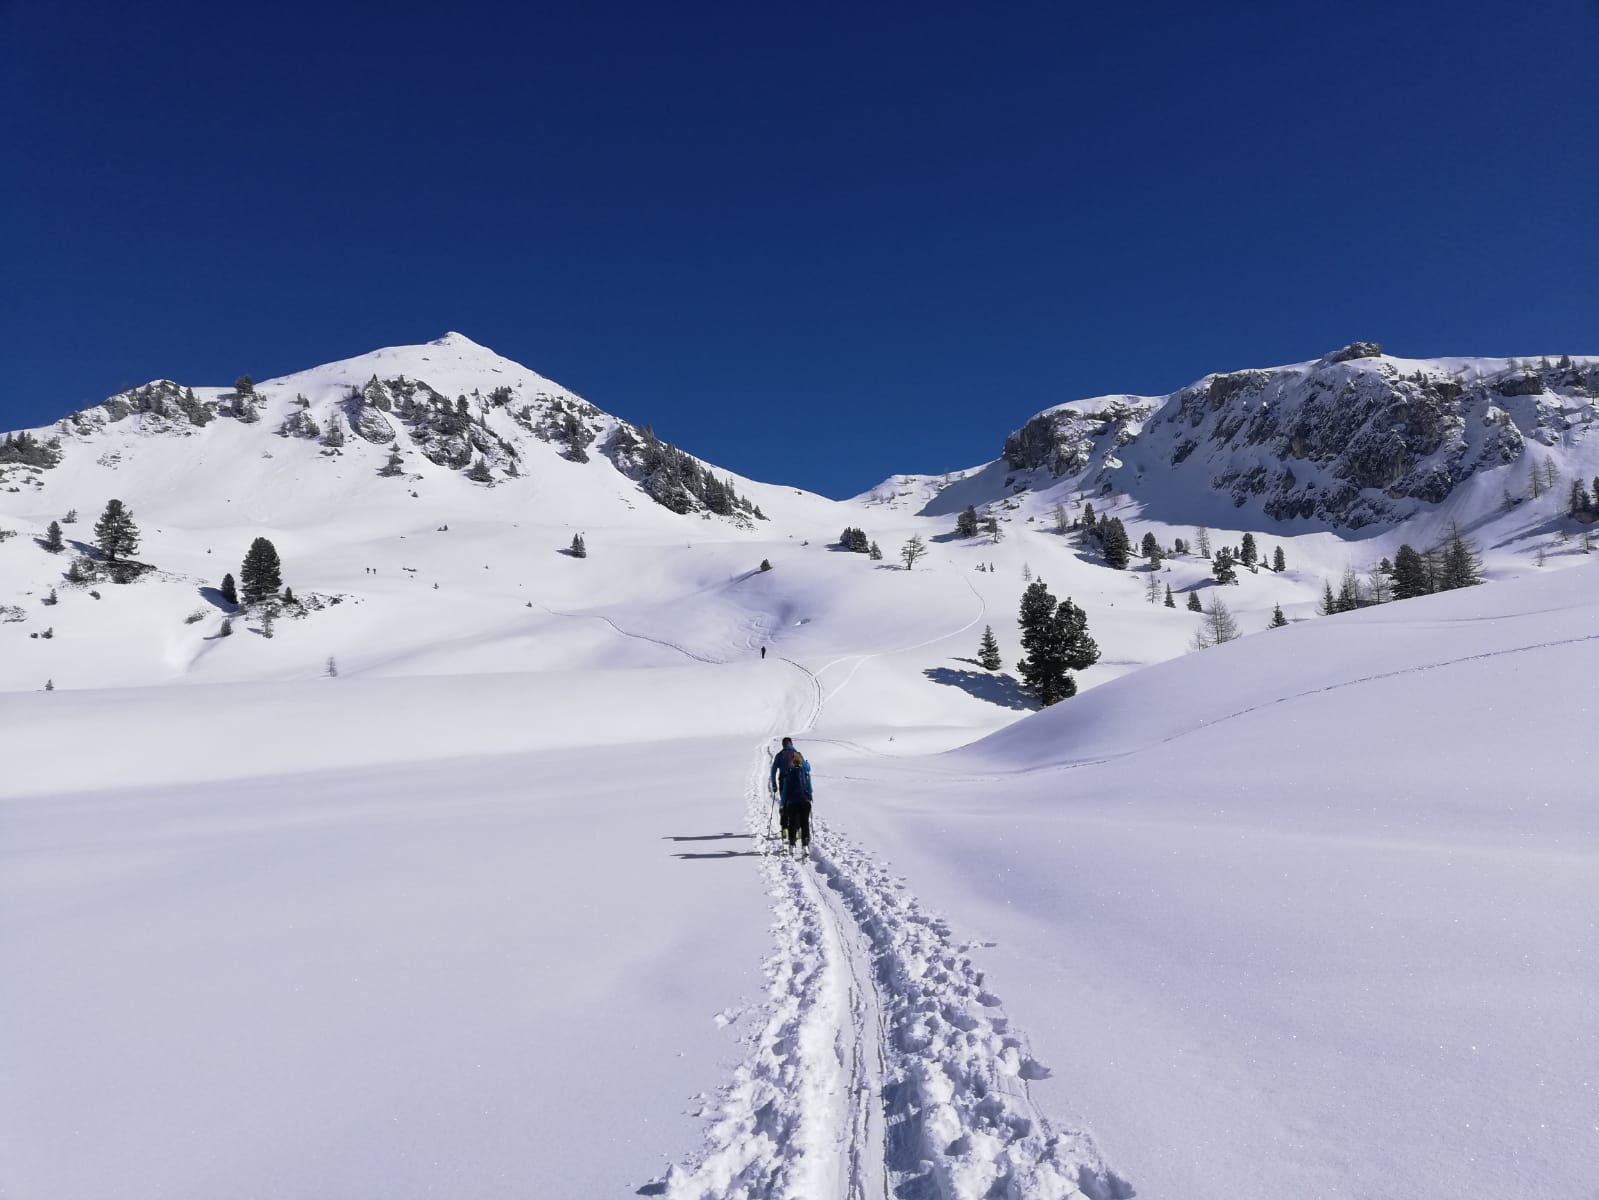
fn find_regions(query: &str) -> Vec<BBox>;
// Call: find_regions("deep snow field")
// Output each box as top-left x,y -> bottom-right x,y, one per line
2,337 -> 1596,1199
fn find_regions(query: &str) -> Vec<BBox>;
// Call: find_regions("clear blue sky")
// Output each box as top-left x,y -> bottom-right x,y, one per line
3,0 -> 1596,498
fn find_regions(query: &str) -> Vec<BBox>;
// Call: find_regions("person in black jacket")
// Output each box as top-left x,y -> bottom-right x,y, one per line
769,737 -> 814,853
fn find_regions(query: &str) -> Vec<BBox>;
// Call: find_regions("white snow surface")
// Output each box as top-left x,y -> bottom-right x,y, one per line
2,334 -> 1595,1198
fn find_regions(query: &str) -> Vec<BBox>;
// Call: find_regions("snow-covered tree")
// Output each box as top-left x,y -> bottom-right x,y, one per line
1239,532 -> 1257,569
1438,522 -> 1482,590
1140,531 -> 1162,568
956,505 -> 979,538
571,533 -> 587,558
220,573 -> 238,606
1186,590 -> 1202,612
1391,544 -> 1428,599
1272,545 -> 1286,572
42,520 -> 63,553
868,541 -> 883,561
1100,517 -> 1131,569
1269,604 -> 1289,628
900,534 -> 928,570
1164,583 -> 1175,608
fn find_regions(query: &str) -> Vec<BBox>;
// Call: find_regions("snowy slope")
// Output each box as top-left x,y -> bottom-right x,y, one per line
829,563 -> 1599,1199
3,334 -> 1596,1199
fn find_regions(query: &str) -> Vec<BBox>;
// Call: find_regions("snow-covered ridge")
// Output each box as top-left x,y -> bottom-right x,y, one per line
857,344 -> 1599,531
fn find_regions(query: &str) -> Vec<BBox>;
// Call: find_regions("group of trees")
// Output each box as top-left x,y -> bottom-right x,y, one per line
955,505 -> 1001,541
1015,579 -> 1099,704
1319,525 -> 1482,615
839,527 -> 885,558
1077,504 -> 1133,568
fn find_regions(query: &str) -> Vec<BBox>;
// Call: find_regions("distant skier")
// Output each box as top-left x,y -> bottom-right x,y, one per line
761,645 -> 767,660
769,737 -> 813,854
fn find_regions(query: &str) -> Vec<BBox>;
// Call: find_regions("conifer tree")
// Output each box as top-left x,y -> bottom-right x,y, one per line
956,505 -> 979,538
42,520 -> 64,553
1272,545 -> 1286,572
1212,546 -> 1237,584
982,511 -> 1002,541
1439,522 -> 1482,590
1145,572 -> 1162,604
1100,517 -> 1131,569
1390,544 -> 1429,599
240,537 -> 283,604
1569,480 -> 1591,517
571,533 -> 587,558
868,541 -> 883,561
1081,502 -> 1096,531
467,456 -> 493,483
977,625 -> 1002,671
1320,580 -> 1339,615
1140,531 -> 1162,567
1335,566 -> 1363,612
900,534 -> 928,569
1186,590 -> 1202,612
1239,532 -> 1257,568
94,499 -> 140,562
1269,604 -> 1289,628
1164,583 -> 1175,608
1016,581 -> 1098,705
62,508 -> 78,524
220,573 -> 238,606
760,558 -> 772,572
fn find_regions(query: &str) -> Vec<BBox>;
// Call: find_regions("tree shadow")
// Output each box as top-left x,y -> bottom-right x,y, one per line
923,666 -> 1035,711
673,850 -> 762,860
197,586 -> 236,612
663,833 -> 752,842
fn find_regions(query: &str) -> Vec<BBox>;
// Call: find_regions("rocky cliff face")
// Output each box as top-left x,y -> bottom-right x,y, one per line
998,346 -> 1599,529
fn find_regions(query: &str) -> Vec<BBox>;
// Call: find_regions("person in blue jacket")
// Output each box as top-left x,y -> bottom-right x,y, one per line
769,736 -> 814,852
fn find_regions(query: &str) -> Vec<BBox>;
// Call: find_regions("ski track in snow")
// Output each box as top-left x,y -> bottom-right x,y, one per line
652,580 -> 1131,1200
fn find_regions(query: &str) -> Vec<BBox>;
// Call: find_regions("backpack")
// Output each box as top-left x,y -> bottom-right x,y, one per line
779,750 -> 812,802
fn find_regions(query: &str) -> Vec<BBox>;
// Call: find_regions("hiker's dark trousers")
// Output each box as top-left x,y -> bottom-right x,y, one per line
781,800 -> 812,846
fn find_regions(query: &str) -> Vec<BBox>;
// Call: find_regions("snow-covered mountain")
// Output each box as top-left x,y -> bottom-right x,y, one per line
878,342 -> 1599,532
3,332 -> 1595,1200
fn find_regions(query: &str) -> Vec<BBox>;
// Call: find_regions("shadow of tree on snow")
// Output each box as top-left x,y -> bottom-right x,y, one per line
923,666 -> 1035,711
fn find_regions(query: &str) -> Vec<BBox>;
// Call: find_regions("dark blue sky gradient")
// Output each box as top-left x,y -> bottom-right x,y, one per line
3,1 -> 1596,496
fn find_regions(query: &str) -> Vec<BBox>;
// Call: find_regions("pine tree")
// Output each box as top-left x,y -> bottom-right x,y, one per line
1164,583 -> 1175,608
1272,545 -> 1285,572
977,625 -> 1002,670
1100,517 -> 1131,569
1172,537 -> 1187,556
1140,531 -> 1162,568
956,505 -> 979,538
982,511 -> 1002,541
1239,532 -> 1257,568
326,656 -> 338,678
1016,581 -> 1099,705
379,446 -> 405,477
869,542 -> 883,561
260,607 -> 276,639
94,499 -> 140,562
62,508 -> 78,524
220,573 -> 238,605
321,417 -> 346,448
1569,480 -> 1591,517
1212,547 -> 1237,584
1081,502 -> 1096,531
235,374 -> 255,395
1390,543 -> 1429,599
900,534 -> 928,569
1269,604 -> 1289,628
1320,580 -> 1339,615
1186,590 -> 1202,612
44,679 -> 54,691
42,520 -> 63,553
240,537 -> 283,604
760,558 -> 772,572
1145,572 -> 1162,604
1438,522 -> 1482,590
1367,565 -> 1394,605
220,617 -> 233,637
571,533 -> 587,558
467,456 -> 493,483
1335,566 -> 1363,612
